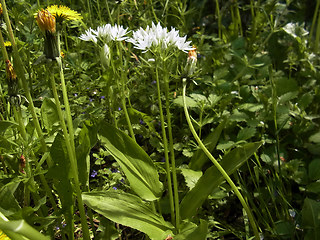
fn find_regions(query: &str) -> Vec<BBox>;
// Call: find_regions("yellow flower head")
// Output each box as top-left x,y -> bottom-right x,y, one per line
0,3 -> 3,16
46,5 -> 82,22
36,9 -> 56,34
4,41 -> 11,47
0,229 -> 10,240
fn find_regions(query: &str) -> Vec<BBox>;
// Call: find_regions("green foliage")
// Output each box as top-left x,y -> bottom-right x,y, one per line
0,0 -> 319,239
99,122 -> 163,201
82,191 -> 174,240
180,141 -> 263,220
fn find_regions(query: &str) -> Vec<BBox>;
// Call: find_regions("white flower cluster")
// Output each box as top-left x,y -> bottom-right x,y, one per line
79,23 -> 129,43
79,22 -> 194,54
126,22 -> 194,53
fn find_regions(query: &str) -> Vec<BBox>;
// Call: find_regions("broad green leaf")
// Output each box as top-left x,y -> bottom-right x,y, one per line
180,169 -> 202,190
309,132 -> 320,144
237,127 -> 256,141
275,77 -> 298,96
41,98 -> 59,132
174,96 -> 198,108
47,133 -> 74,235
174,220 -> 208,240
127,108 -> 157,133
82,191 -> 173,240
0,181 -> 21,216
0,121 -> 18,135
0,136 -> 18,150
274,221 -> 294,239
76,124 -> 93,188
302,198 -> 320,239
99,122 -> 163,201
308,159 -> 320,181
307,182 -> 320,194
180,142 -> 262,219
238,103 -> 264,112
0,219 -> 49,240
189,121 -> 226,170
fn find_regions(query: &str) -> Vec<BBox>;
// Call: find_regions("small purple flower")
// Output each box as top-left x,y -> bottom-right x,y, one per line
89,98 -> 93,102
118,107 -> 121,111
74,93 -> 78,97
113,186 -> 117,190
139,119 -> 144,125
101,96 -> 105,99
90,170 -> 97,178
151,80 -> 156,84
111,168 -> 120,173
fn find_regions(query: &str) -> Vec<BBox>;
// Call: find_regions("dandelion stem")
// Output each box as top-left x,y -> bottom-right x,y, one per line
182,78 -> 260,239
55,58 -> 90,240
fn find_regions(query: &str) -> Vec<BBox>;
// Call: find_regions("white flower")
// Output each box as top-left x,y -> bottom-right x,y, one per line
110,24 -> 129,41
79,28 -> 97,43
94,24 -> 112,40
79,24 -> 129,44
127,21 -> 194,53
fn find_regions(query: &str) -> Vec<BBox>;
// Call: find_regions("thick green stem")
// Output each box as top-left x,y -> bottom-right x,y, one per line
53,59 -> 90,240
155,65 -> 175,224
48,72 -> 75,240
182,78 -> 260,239
162,63 -> 180,229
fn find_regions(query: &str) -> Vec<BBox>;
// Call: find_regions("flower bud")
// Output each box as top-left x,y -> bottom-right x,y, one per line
36,9 -> 56,34
100,44 -> 111,69
184,47 -> 197,76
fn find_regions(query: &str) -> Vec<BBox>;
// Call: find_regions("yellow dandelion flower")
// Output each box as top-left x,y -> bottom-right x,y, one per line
4,41 -> 11,47
36,9 -> 56,34
0,229 -> 10,240
46,5 -> 82,22
0,3 -> 3,16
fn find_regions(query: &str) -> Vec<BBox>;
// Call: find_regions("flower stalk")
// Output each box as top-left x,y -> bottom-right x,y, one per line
162,59 -> 180,229
155,63 -> 175,223
182,77 -> 260,240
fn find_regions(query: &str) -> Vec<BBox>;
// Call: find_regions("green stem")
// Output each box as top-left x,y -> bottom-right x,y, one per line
155,64 -> 175,224
162,62 -> 180,229
310,0 -> 320,48
215,0 -> 222,39
149,0 -> 159,23
53,59 -> 90,240
48,71 -> 75,240
105,0 -> 114,25
315,4 -> 320,53
269,66 -> 281,176
182,78 -> 260,239
117,42 -> 136,141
